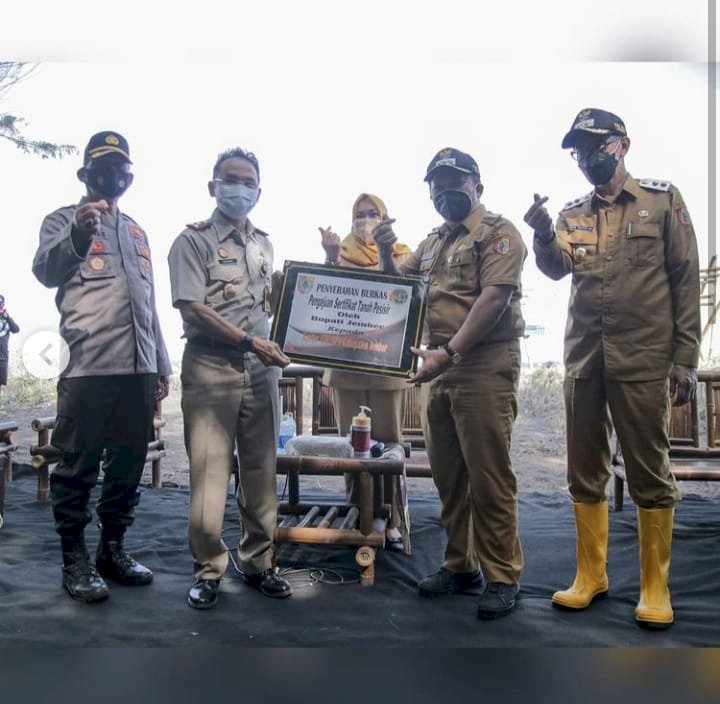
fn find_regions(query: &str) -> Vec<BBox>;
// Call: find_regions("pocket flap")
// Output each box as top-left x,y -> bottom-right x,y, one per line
207,263 -> 243,283
628,223 -> 661,238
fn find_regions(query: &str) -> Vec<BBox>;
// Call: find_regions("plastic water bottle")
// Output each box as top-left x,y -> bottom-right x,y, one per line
278,412 -> 296,451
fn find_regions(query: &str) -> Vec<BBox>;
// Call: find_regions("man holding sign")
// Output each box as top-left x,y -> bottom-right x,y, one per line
375,148 -> 527,620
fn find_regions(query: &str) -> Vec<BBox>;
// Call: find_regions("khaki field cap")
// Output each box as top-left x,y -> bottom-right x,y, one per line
561,108 -> 627,149
84,131 -> 132,164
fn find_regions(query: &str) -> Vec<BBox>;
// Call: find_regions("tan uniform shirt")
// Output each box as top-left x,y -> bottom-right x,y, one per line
323,236 -> 409,391
400,205 -> 526,347
168,209 -> 274,339
534,175 -> 700,381
33,201 -> 172,378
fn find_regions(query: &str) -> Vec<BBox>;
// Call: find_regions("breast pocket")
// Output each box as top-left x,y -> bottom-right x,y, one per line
447,246 -> 478,290
206,263 -> 244,305
566,231 -> 598,272
79,256 -> 117,281
626,222 -> 662,267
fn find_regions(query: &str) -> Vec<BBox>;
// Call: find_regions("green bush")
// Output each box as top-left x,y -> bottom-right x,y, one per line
0,359 -> 57,412
518,366 -> 564,419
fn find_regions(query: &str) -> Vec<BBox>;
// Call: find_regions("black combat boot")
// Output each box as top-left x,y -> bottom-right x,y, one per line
96,530 -> 153,586
61,535 -> 110,603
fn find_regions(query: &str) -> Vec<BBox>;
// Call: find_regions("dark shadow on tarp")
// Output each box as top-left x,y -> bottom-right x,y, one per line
1,473 -> 719,647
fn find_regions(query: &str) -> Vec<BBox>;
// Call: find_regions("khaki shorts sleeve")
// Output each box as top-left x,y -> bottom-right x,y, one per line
167,232 -> 208,306
478,221 -> 526,289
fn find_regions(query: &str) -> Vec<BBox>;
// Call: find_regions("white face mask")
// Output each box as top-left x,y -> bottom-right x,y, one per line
215,182 -> 258,220
352,217 -> 381,245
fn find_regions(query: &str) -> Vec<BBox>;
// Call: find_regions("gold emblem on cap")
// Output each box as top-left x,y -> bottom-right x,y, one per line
638,210 -> 649,218
578,109 -> 591,118
105,135 -> 120,145
218,247 -> 229,258
89,256 -> 105,271
223,283 -> 236,300
438,148 -> 453,158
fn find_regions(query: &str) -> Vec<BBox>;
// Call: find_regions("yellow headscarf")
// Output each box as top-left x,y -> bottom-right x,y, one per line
339,193 -> 413,268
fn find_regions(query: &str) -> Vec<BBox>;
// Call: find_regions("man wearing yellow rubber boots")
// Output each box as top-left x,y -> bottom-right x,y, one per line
524,108 -> 700,629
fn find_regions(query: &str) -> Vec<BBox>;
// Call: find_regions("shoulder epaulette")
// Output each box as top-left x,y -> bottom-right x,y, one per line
252,226 -> 270,238
427,227 -> 442,239
639,178 -> 672,192
482,212 -> 503,226
561,192 -> 593,212
186,219 -> 213,231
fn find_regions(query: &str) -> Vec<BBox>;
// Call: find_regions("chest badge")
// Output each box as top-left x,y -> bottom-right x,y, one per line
89,256 -> 106,272
90,239 -> 106,254
218,246 -> 229,259
574,246 -> 587,263
223,283 -> 237,300
638,210 -> 650,218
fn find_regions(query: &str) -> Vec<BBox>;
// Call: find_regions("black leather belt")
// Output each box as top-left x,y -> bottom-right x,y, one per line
186,337 -> 243,355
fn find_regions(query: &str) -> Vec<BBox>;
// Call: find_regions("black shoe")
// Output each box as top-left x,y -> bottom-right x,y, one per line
418,567 -> 485,597
187,579 -> 221,610
96,540 -> 153,586
62,556 -> 110,603
385,536 -> 405,554
242,568 -> 293,599
476,581 -> 520,620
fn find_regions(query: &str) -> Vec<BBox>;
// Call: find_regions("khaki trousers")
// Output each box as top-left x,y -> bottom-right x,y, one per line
564,375 -> 680,508
423,340 -> 524,583
181,348 -> 281,580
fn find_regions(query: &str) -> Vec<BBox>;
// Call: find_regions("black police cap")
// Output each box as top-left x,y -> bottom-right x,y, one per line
424,147 -> 480,182
83,131 -> 132,165
561,108 -> 627,149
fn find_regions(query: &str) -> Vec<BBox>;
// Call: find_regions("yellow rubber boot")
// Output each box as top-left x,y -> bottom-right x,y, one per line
635,506 -> 674,629
552,501 -> 609,610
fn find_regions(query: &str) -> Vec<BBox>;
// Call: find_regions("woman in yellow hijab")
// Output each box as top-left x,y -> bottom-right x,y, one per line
319,194 -> 413,553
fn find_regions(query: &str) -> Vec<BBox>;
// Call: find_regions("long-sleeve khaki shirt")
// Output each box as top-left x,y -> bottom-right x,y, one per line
400,205 -> 526,348
33,201 -> 172,379
534,175 -> 700,381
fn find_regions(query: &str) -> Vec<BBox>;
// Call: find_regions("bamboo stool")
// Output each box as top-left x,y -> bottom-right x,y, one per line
274,450 -> 406,586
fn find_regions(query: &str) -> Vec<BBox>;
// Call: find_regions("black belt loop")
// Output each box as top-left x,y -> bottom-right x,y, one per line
187,336 -> 244,357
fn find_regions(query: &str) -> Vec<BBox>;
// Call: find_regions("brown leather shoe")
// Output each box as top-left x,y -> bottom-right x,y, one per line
242,568 -> 292,598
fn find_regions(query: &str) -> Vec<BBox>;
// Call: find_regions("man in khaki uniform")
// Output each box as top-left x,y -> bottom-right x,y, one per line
168,147 -> 292,609
319,193 -> 413,553
375,148 -> 526,620
525,108 -> 700,630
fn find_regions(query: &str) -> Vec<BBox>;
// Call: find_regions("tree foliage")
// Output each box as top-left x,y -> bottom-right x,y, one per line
0,62 -> 77,159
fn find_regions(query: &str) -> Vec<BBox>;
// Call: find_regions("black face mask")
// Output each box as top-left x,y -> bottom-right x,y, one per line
578,151 -> 619,186
85,168 -> 133,198
433,189 -> 472,222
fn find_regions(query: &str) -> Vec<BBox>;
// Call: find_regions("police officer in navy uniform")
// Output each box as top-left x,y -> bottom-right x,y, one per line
33,131 -> 172,603
525,108 -> 700,629
168,147 -> 292,609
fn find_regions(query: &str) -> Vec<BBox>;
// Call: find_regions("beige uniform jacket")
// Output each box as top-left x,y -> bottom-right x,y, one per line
33,201 -> 172,378
534,175 -> 700,381
323,236 -> 409,391
168,209 -> 274,339
400,205 -> 526,347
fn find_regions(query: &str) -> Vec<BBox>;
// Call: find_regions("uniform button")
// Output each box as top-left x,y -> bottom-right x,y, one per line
606,256 -> 612,261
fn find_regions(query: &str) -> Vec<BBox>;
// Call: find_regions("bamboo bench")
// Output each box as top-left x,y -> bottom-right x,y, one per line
612,370 -> 720,510
29,403 -> 167,500
0,420 -> 19,524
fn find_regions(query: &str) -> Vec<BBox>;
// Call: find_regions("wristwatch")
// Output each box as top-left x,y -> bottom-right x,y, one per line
443,342 -> 462,364
238,334 -> 255,352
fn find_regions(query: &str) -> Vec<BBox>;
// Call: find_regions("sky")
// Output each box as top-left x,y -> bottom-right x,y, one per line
0,0 -> 715,374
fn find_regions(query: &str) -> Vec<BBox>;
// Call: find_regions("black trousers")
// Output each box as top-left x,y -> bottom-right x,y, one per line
50,375 -> 156,537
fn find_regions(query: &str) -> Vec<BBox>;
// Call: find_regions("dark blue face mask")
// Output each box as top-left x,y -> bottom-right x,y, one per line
433,189 -> 472,222
85,167 -> 133,198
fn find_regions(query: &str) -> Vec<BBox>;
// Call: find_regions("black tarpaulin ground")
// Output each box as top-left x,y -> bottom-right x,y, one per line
1,470 -> 719,647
